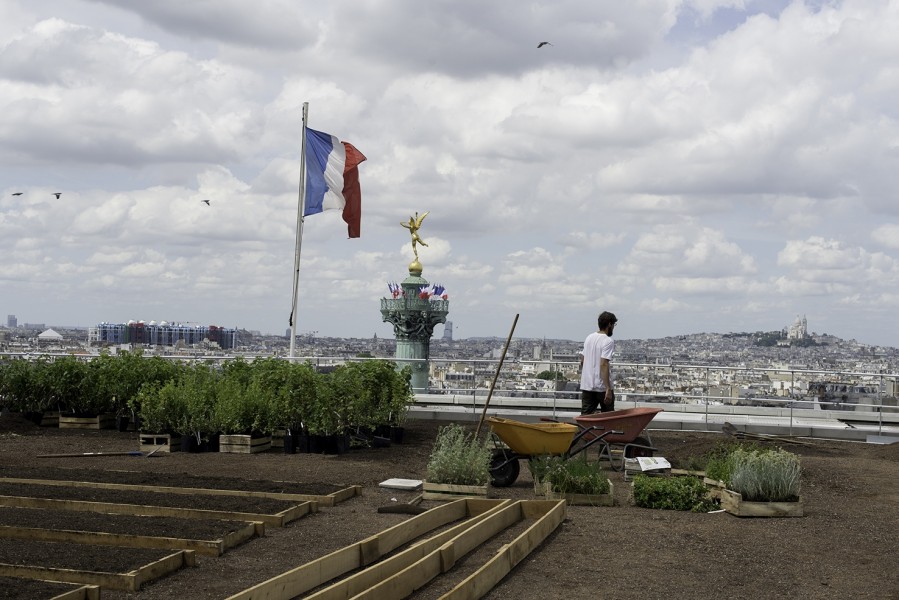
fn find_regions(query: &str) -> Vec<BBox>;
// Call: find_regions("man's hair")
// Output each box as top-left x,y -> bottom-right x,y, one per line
598,311 -> 617,330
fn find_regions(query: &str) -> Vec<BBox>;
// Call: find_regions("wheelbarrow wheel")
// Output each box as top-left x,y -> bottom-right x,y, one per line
489,450 -> 520,487
624,436 -> 653,459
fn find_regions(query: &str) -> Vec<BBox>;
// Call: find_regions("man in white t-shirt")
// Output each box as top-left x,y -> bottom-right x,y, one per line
579,311 -> 617,414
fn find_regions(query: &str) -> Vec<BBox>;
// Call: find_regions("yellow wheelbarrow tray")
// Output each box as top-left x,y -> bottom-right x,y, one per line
486,416 -> 579,456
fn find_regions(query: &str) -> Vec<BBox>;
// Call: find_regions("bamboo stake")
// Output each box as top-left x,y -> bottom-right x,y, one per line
475,313 -> 519,439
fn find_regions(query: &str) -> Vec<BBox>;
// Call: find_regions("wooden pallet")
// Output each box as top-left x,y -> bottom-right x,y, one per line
139,433 -> 181,453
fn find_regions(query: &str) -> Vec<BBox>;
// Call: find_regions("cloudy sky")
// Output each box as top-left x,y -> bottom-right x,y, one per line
2,1 -> 898,347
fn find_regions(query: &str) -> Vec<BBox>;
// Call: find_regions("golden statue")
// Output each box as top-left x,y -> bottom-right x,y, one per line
401,211 -> 429,261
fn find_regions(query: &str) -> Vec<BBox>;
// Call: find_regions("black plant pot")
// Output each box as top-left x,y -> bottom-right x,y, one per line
115,415 -> 130,432
283,431 -> 297,454
181,435 -> 202,453
389,426 -> 405,445
375,424 -> 391,438
199,433 -> 220,453
372,435 -> 391,448
24,412 -> 44,426
309,435 -> 326,454
321,433 -> 350,455
296,433 -> 311,453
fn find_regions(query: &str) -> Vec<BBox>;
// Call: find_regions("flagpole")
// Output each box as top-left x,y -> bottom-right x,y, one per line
289,101 -> 309,359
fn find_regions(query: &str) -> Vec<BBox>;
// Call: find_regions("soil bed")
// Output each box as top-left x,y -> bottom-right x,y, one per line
0,575 -> 86,600
1,415 -> 897,599
0,506 -> 248,539
0,465 -> 346,496
0,538 -> 173,572
0,482 -> 301,514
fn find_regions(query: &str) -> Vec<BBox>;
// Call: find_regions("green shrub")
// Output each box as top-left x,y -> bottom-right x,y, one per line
426,424 -> 491,486
530,455 -> 610,495
728,447 -> 801,502
633,475 -> 719,512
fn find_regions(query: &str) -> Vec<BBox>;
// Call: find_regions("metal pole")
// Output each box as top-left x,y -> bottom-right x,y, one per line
289,102 -> 309,359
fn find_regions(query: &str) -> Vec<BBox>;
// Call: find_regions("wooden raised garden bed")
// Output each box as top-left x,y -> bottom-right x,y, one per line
422,481 -> 490,500
220,434 -> 272,454
58,413 -> 115,430
720,489 -> 804,517
139,433 -> 181,453
226,498 -> 566,600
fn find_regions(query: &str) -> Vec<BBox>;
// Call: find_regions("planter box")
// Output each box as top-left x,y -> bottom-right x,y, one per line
139,433 -> 181,453
40,411 -> 60,427
703,477 -> 727,500
545,480 -> 614,506
220,434 -> 272,454
59,413 -> 115,430
422,481 -> 489,501
721,488 -> 804,517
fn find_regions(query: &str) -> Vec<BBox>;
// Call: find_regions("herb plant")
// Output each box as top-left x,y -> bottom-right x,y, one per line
426,424 -> 491,486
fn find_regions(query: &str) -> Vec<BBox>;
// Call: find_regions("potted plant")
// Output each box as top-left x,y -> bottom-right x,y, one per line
423,423 -> 491,499
131,382 -> 184,452
720,447 -> 803,517
533,455 -> 614,506
215,370 -> 271,454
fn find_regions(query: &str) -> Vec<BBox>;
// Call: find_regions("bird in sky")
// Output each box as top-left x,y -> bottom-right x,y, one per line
52,193 -> 61,199
201,199 -> 211,205
12,192 -> 23,196
537,41 -> 553,48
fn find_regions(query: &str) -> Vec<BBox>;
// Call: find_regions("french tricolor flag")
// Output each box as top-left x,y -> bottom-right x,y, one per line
304,127 -> 367,238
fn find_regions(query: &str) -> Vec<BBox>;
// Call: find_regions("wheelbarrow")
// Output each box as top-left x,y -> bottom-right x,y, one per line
486,416 -> 616,487
573,407 -> 662,471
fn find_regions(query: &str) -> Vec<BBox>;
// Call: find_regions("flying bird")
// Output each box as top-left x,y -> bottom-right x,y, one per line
201,199 -> 211,205
537,41 -> 553,48
52,193 -> 62,199
12,192 -> 23,196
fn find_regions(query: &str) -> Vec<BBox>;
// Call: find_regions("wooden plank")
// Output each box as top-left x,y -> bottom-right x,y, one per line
544,480 -> 614,506
0,520 -> 257,556
49,585 -> 100,600
720,489 -> 804,517
0,476 -> 356,505
0,494 -> 311,527
58,414 -> 115,430
422,482 -> 489,501
132,550 -> 195,591
442,500 -> 567,600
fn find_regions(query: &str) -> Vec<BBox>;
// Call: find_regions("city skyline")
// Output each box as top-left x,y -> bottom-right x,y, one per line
3,2 -> 899,348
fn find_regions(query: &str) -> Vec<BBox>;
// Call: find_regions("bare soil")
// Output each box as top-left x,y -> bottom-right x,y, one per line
1,413 -> 897,600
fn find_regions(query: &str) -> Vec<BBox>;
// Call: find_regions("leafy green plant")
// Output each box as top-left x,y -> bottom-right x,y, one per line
632,475 -> 719,512
699,440 -> 763,483
426,423 -> 491,486
531,455 -> 610,495
728,447 -> 801,502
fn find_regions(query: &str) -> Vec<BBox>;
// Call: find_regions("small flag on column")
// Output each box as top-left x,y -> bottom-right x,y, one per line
304,127 -> 367,238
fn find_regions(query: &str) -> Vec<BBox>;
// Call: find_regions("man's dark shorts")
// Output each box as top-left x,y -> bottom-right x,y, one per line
580,389 -> 615,414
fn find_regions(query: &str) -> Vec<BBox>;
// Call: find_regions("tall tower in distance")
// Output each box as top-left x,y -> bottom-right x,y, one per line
6,315 -> 16,328
442,321 -> 453,342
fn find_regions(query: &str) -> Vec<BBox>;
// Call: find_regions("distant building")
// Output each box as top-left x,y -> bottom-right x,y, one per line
6,315 -> 16,328
442,321 -> 453,342
785,314 -> 808,340
89,320 -> 238,349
